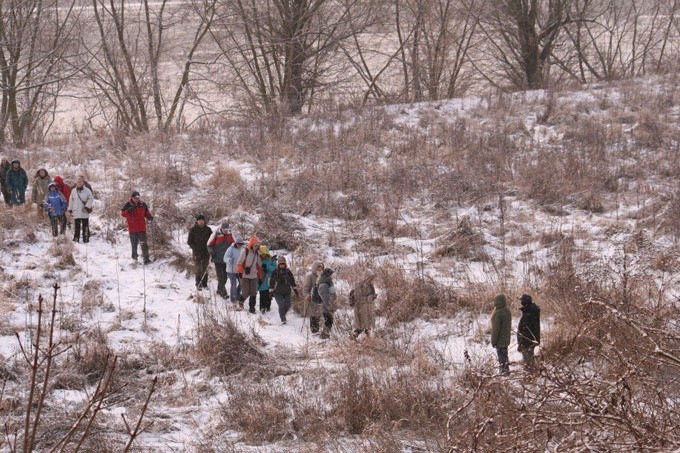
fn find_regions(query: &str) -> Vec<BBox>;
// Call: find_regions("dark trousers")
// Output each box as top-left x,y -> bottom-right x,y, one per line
215,263 -> 228,296
73,218 -> 90,242
130,231 -> 150,261
10,188 -> 25,205
259,290 -> 272,312
195,255 -> 210,288
50,215 -> 67,236
310,316 -> 320,333
1,187 -> 10,205
274,293 -> 291,322
496,347 -> 509,374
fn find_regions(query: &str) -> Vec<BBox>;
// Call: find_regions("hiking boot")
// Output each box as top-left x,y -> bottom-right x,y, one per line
319,331 -> 330,339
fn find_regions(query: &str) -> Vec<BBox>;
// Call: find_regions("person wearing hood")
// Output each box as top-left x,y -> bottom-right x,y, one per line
53,176 -> 71,208
269,256 -> 298,324
237,235 -> 263,313
187,214 -> 213,290
68,175 -> 94,243
1,158 -> 12,205
224,234 -> 245,304
32,169 -> 51,217
517,294 -> 540,371
490,294 -> 512,374
6,159 -> 28,206
303,261 -> 324,333
121,191 -> 153,264
43,183 -> 68,236
350,269 -> 377,338
317,268 -> 338,339
257,245 -> 276,314
207,221 -> 234,298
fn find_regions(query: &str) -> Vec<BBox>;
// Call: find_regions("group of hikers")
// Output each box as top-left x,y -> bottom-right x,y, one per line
186,214 -> 377,340
3,159 -> 540,367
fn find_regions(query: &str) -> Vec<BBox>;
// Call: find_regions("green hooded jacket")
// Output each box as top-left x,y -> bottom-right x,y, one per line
490,294 -> 512,348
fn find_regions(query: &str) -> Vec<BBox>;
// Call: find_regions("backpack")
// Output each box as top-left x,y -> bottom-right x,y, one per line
312,284 -> 322,305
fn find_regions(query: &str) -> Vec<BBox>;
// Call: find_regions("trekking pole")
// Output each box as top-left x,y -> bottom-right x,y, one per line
299,294 -> 308,334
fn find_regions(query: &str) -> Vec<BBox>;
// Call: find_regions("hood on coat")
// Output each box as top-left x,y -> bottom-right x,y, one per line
35,169 -> 49,178
318,268 -> 334,285
259,244 -> 270,257
233,234 -> 244,244
311,261 -> 324,273
10,159 -> 20,167
54,176 -> 65,185
48,182 -> 58,190
1,158 -> 9,167
493,294 -> 507,309
247,235 -> 260,250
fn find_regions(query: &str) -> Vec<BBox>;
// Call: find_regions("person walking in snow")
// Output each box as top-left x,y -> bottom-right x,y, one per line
0,158 -> 11,205
490,293 -> 512,374
43,183 -> 68,236
269,256 -> 298,324
188,214 -> 213,291
350,269 -> 377,338
303,261 -> 324,334
207,221 -> 234,298
32,168 -> 51,218
121,191 -> 153,264
68,176 -> 94,243
6,159 -> 28,206
71,175 -> 94,198
517,294 -> 540,371
257,245 -> 276,314
317,268 -> 337,339
224,234 -> 245,304
237,235 -> 262,313
53,176 -> 71,207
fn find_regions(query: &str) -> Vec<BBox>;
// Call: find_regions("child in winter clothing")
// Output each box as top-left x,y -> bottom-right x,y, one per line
43,183 -> 67,236
224,235 -> 245,303
237,235 -> 262,313
258,245 -> 276,313
269,256 -> 298,324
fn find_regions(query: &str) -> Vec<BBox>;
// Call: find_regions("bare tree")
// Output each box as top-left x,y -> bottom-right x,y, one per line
472,0 -> 573,89
80,0 -> 216,134
212,0 -> 375,115
0,0 -> 80,147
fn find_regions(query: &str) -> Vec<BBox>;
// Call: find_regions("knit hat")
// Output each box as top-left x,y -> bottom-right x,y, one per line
131,191 -> 140,198
247,235 -> 260,249
519,294 -> 532,305
259,244 -> 270,256
196,214 -> 205,221
233,234 -> 245,244
277,256 -> 287,264
221,221 -> 230,231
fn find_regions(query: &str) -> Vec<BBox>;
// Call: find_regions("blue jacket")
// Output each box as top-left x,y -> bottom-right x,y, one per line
224,244 -> 243,274
259,257 -> 276,290
43,186 -> 67,217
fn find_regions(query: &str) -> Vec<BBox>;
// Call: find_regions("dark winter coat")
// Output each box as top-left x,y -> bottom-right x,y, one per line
490,296 -> 512,348
270,267 -> 297,296
188,223 -> 213,258
43,185 -> 67,217
517,303 -> 541,349
207,230 -> 234,263
317,269 -> 337,314
6,161 -> 28,191
0,160 -> 9,188
32,170 -> 51,204
121,199 -> 153,233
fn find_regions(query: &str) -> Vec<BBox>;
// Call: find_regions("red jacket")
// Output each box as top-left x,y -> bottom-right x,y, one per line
121,199 -> 153,233
53,176 -> 71,208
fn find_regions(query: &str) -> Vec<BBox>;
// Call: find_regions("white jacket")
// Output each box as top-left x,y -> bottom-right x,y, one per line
68,187 -> 94,219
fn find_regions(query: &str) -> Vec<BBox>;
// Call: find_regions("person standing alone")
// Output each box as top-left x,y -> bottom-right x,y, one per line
121,191 -> 153,264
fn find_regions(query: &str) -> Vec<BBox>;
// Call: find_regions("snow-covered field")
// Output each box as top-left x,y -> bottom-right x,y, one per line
1,75 -> 679,451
